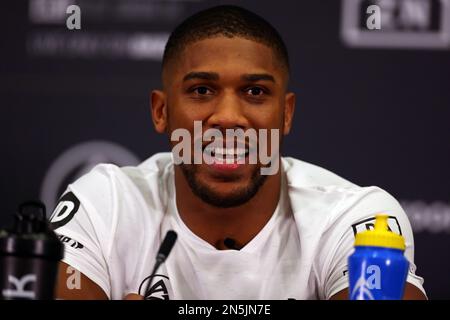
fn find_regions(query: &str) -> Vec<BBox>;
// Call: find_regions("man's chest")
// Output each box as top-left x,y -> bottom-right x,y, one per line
138,235 -> 316,300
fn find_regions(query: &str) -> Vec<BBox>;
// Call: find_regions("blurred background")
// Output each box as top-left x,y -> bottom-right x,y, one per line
1,0 -> 449,299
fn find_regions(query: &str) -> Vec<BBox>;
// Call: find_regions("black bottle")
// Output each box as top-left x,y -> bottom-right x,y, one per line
0,201 -> 64,300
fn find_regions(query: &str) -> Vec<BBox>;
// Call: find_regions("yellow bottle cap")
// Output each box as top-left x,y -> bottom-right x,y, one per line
354,214 -> 405,250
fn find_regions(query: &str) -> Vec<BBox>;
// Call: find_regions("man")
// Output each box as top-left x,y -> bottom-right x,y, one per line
52,5 -> 426,300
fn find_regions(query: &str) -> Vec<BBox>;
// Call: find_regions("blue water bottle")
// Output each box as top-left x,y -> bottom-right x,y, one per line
348,214 -> 409,300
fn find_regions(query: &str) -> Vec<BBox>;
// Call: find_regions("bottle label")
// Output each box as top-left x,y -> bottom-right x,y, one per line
348,249 -> 409,300
2,274 -> 37,300
350,264 -> 381,300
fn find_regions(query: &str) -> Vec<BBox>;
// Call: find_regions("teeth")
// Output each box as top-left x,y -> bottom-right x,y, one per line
225,157 -> 234,164
204,147 -> 248,157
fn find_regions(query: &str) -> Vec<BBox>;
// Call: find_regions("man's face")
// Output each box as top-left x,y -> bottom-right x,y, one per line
156,36 -> 294,207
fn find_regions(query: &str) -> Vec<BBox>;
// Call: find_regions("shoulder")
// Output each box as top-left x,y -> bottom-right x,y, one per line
74,152 -> 172,185
282,156 -> 407,236
71,152 -> 172,196
281,158 -> 419,298
65,152 -> 174,226
282,157 -> 357,190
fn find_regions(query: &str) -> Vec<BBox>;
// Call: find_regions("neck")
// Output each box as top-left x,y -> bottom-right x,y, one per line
174,165 -> 282,250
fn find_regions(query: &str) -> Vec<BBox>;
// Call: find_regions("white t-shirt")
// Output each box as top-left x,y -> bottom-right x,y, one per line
50,153 -> 426,300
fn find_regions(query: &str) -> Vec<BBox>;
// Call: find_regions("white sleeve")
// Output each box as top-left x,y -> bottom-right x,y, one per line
49,165 -> 117,298
319,187 -> 427,300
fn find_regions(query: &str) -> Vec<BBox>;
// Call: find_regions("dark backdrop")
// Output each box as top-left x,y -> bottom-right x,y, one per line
1,0 -> 449,299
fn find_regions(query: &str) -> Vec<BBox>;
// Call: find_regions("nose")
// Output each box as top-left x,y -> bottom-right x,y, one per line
206,90 -> 249,131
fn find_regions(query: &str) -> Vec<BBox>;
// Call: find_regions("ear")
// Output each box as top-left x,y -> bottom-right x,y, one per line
283,92 -> 296,135
151,90 -> 168,134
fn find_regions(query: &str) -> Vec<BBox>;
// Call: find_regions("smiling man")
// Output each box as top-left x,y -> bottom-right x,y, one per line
52,5 -> 426,300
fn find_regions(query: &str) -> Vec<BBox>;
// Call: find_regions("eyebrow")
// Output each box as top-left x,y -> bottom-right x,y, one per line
182,72 -> 276,83
183,72 -> 219,82
241,73 -> 275,83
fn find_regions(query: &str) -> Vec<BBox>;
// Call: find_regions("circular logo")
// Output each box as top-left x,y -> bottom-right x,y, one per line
139,274 -> 171,300
41,140 -> 140,217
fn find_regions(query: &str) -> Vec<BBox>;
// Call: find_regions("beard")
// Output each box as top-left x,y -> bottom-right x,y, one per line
179,164 -> 268,208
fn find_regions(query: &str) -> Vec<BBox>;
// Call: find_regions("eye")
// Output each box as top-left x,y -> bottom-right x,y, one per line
245,87 -> 266,96
192,86 -> 213,95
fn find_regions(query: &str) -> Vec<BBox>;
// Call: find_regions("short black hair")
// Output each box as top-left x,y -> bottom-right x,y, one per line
162,5 -> 290,74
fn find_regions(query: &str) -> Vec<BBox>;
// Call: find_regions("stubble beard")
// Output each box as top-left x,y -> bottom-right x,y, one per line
179,163 -> 268,208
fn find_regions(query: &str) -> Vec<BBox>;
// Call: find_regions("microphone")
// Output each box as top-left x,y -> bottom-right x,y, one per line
143,230 -> 177,299
224,237 -> 240,250
156,230 -> 177,264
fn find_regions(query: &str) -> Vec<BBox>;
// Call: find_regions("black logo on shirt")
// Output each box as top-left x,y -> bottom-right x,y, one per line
351,216 -> 402,236
50,192 -> 80,229
139,275 -> 170,300
57,234 -> 84,249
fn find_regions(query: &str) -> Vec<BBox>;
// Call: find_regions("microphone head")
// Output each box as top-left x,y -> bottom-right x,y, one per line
224,237 -> 239,250
157,230 -> 177,262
